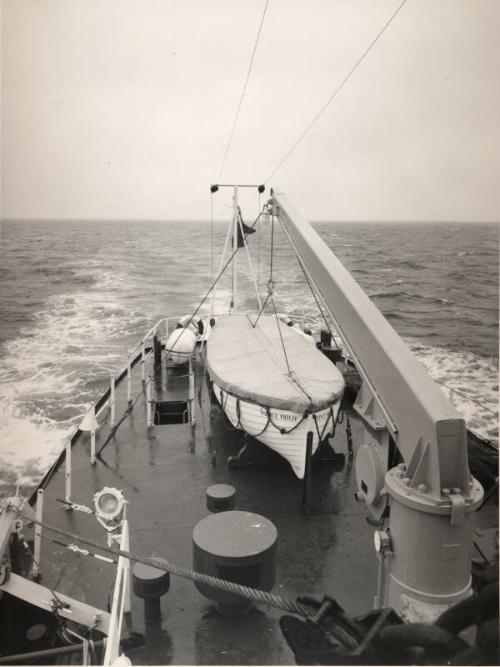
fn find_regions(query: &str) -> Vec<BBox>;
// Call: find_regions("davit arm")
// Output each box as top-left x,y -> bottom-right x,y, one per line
270,188 -> 483,620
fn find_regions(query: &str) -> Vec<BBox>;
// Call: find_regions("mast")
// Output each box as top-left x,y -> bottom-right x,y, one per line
230,185 -> 238,311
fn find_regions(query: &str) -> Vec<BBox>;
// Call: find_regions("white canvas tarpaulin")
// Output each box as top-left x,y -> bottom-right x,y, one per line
207,315 -> 345,413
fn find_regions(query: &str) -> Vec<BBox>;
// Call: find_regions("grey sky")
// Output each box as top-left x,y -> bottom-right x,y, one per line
1,0 -> 499,222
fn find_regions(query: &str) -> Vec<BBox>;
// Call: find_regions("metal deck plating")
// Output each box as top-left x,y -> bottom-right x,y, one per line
27,345 -> 378,664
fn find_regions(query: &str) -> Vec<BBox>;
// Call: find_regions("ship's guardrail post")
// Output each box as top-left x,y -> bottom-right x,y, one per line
141,343 -> 146,383
188,358 -> 195,426
122,519 -> 131,614
110,375 -> 116,427
146,376 -> 153,437
154,335 -> 162,388
33,489 -> 43,569
90,407 -> 96,464
65,439 -> 72,505
127,361 -> 132,405
103,521 -> 130,666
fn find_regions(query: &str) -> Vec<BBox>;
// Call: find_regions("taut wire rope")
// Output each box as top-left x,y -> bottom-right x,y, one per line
264,0 -> 408,183
216,0 -> 270,182
277,215 -> 339,348
14,510 -> 310,619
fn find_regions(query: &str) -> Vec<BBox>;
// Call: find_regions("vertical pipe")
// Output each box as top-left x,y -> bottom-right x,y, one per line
212,220 -> 233,315
154,335 -> 162,386
165,318 -> 169,340
90,407 -> 96,464
141,343 -> 146,383
122,519 -> 131,614
374,552 -> 384,609
239,215 -> 263,310
146,377 -> 152,435
127,361 -> 132,404
34,489 -> 43,566
231,185 -> 238,310
189,358 -> 195,425
110,375 -> 115,427
65,438 -> 72,505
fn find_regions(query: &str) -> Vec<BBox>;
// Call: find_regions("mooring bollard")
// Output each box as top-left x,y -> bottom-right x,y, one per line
193,510 -> 277,617
132,562 -> 170,624
206,484 -> 236,513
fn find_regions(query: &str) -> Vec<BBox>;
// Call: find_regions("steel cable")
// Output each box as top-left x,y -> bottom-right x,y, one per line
216,0 -> 270,182
264,0 -> 408,183
14,510 -> 309,618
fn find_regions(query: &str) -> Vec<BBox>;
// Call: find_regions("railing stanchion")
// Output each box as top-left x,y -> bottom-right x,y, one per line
127,361 -> 132,404
123,519 -> 131,614
90,407 -> 96,464
146,376 -> 153,437
34,489 -> 43,569
110,375 -> 116,427
141,343 -> 146,383
65,438 -> 72,506
189,358 -> 195,425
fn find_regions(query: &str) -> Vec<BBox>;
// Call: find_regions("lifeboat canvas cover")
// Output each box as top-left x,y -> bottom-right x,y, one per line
207,314 -> 344,413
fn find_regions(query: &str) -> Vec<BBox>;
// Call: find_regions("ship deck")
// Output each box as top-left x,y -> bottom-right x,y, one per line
20,342 -> 499,665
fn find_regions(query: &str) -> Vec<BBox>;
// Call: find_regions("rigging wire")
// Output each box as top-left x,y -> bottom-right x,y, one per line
216,0 -> 270,182
433,380 -> 498,416
277,215 -> 339,348
264,0 -> 408,183
173,206 -> 266,340
14,509 -> 310,620
257,191 -> 261,291
210,192 -> 214,286
271,295 -> 292,376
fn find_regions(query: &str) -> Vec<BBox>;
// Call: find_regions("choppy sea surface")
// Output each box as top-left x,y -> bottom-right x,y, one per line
0,219 -> 498,493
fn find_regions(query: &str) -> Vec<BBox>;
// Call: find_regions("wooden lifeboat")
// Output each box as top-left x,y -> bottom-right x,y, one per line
206,314 -> 345,478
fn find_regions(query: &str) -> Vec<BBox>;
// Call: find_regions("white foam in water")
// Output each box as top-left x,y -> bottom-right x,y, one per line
0,266 -> 144,490
1,261 -> 497,493
408,340 -> 499,444
0,397 -> 70,486
273,289 -> 498,445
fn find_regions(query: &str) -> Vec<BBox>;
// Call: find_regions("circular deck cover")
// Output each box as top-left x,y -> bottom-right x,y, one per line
193,511 -> 277,558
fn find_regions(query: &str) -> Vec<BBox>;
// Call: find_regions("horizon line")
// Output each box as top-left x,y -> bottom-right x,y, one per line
2,217 -> 498,225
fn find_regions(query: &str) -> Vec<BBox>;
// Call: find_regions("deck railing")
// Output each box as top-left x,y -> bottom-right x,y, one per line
65,315 -> 184,502
32,490 -> 131,666
103,520 -> 131,666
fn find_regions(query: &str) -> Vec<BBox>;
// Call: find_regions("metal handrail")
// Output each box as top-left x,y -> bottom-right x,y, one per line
103,520 -> 130,666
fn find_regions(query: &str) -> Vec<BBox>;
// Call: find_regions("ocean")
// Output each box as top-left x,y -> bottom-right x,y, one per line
0,219 -> 498,495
